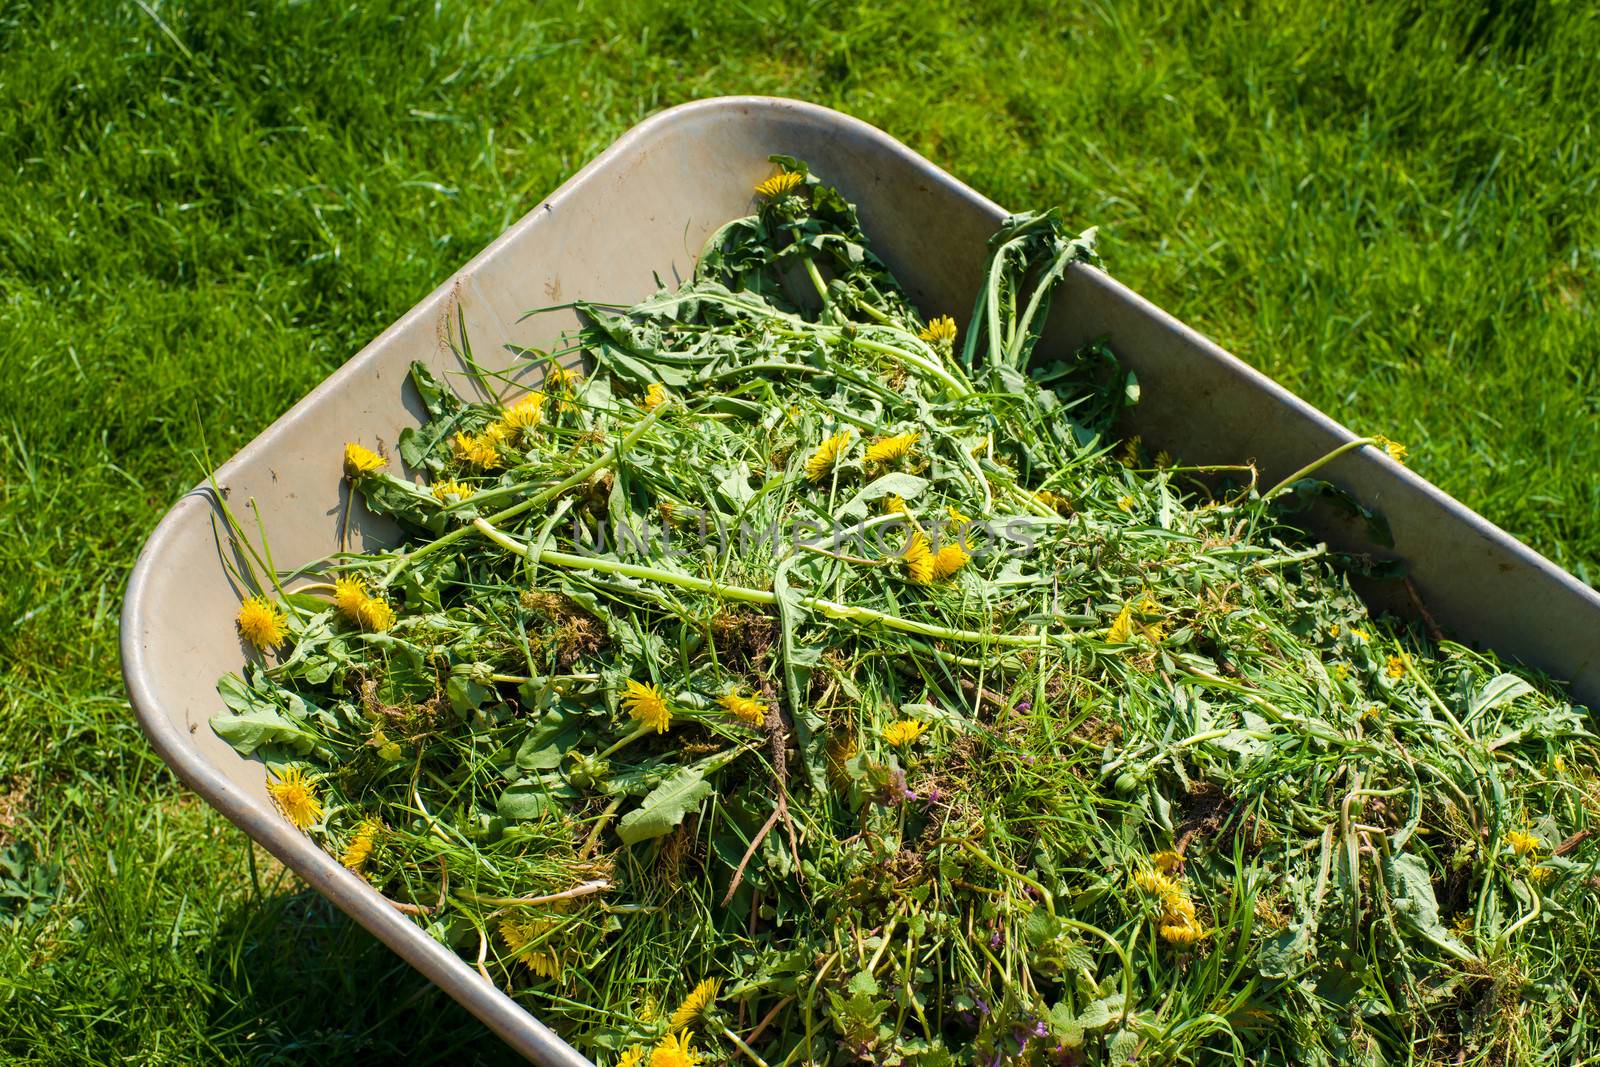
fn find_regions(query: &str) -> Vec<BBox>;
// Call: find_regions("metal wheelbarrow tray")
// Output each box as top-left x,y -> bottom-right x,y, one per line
120,96 -> 1600,1065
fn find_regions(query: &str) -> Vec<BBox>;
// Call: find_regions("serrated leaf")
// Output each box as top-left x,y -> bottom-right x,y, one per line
846,970 -> 880,996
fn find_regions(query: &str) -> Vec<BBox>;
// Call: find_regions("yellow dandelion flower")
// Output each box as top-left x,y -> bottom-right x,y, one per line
346,585 -> 394,632
1159,917 -> 1206,944
902,530 -> 934,584
545,364 -> 583,391
1116,495 -> 1135,513
667,977 -> 721,1033
1450,913 -> 1473,936
332,576 -> 394,632
1133,869 -> 1179,896
947,505 -> 971,525
454,427 -> 504,469
623,679 -> 672,734
618,1049 -> 646,1067
804,430 -> 852,482
431,479 -> 475,502
917,315 -> 958,345
1120,435 -> 1143,467
882,494 -> 907,514
755,171 -> 804,199
826,733 -> 859,782
1165,894 -> 1198,924
333,576 -> 368,618
1135,865 -> 1206,944
502,391 -> 545,434
930,542 -> 970,581
340,818 -> 383,872
718,691 -> 767,727
1329,624 -> 1342,638
498,916 -> 534,951
357,597 -> 393,632
1151,850 -> 1184,874
882,719 -> 930,747
1506,829 -> 1541,857
1108,602 -> 1136,644
236,595 -> 288,650
648,1032 -> 702,1067
499,917 -> 562,977
1349,627 -> 1370,642
1034,488 -> 1069,513
1385,654 -> 1407,679
638,994 -> 659,1025
267,766 -> 323,830
1362,704 -> 1382,722
1155,450 -> 1173,469
1372,435 -> 1408,463
524,948 -> 562,979
643,382 -> 668,410
1333,663 -> 1350,680
1108,595 -> 1164,644
864,431 -> 918,464
1530,865 -> 1555,886
343,442 -> 387,478
1554,754 -> 1569,774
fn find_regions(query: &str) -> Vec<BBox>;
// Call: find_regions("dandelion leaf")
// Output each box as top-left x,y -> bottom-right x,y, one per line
1470,673 -> 1537,717
616,766 -> 713,845
1384,851 -> 1470,957
836,473 -> 928,522
212,671 -> 320,756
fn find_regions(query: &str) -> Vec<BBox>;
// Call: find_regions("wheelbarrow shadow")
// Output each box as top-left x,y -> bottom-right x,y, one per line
205,867 -> 523,1066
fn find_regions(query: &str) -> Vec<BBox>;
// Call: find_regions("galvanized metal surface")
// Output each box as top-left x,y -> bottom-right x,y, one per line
121,96 -> 1600,1065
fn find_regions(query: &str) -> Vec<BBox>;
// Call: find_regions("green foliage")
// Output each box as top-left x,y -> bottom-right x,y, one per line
199,165 -> 1600,1064
2,1 -> 1598,1063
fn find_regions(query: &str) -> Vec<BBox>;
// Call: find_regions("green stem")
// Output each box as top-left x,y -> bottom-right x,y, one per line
783,321 -> 972,397
487,672 -> 600,686
1496,881 -> 1542,947
596,725 -> 651,762
852,336 -> 971,397
474,519 -> 1055,649
722,1026 -> 772,1067
799,253 -> 830,308
1261,437 -> 1377,500
953,840 -> 1055,920
378,404 -> 667,585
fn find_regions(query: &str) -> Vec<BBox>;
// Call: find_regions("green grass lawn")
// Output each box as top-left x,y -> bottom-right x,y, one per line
1,0 -> 1596,1062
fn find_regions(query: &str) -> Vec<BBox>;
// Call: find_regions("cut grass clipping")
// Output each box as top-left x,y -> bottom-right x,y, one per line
213,159 -> 1599,1065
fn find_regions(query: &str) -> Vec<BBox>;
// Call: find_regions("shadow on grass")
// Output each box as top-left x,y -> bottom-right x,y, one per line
206,883 -> 524,1066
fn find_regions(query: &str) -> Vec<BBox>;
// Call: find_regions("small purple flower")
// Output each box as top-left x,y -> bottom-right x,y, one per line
1016,700 -> 1032,712
975,995 -> 991,1017
989,929 -> 1003,949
